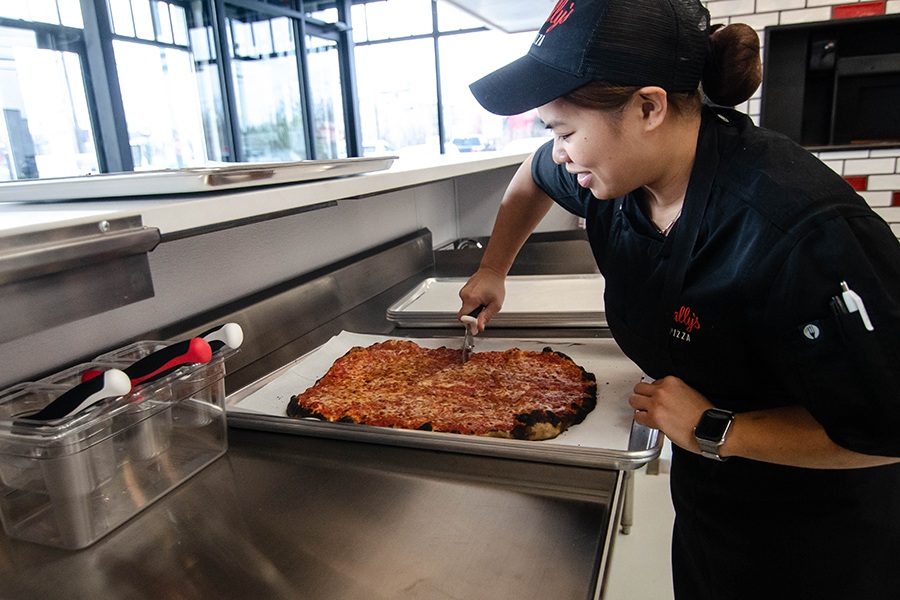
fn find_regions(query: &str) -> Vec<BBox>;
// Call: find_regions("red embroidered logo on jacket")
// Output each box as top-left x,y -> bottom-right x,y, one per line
671,306 -> 700,342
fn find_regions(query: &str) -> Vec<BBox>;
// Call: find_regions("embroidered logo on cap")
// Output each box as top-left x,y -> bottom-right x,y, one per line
535,0 -> 575,46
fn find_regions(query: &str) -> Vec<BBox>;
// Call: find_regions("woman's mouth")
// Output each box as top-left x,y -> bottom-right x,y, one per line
576,172 -> 593,188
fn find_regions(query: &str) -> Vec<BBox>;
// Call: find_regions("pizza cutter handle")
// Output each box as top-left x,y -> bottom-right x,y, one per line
461,305 -> 485,335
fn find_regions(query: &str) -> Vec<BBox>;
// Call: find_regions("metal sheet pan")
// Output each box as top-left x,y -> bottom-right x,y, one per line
386,275 -> 606,328
1,156 -> 396,202
227,331 -> 659,470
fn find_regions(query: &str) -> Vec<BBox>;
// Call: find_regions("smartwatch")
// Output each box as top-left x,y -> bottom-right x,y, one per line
694,408 -> 735,461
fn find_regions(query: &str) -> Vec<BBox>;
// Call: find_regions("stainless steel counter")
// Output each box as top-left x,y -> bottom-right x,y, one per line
0,428 -> 621,599
0,229 -> 646,599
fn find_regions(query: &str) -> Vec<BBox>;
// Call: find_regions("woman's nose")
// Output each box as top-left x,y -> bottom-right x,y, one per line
552,141 -> 568,164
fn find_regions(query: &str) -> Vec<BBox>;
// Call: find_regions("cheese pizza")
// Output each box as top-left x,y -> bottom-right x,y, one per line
286,340 -> 597,440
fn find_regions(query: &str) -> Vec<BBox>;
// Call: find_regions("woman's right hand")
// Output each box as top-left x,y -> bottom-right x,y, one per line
455,151 -> 554,333
457,266 -> 507,333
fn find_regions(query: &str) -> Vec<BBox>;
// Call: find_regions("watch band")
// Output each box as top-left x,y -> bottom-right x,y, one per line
697,438 -> 729,462
694,408 -> 735,461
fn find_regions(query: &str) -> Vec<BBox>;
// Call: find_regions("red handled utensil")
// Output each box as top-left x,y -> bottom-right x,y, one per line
83,337 -> 213,388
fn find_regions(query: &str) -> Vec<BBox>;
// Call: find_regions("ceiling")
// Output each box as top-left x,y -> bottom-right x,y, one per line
443,0 -> 551,33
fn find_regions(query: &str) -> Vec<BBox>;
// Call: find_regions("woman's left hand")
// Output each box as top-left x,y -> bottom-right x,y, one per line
630,376 -> 713,454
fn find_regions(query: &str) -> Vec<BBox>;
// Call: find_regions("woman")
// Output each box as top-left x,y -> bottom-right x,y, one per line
458,1 -> 900,598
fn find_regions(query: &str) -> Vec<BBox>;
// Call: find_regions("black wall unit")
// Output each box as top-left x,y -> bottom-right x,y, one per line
760,14 -> 900,150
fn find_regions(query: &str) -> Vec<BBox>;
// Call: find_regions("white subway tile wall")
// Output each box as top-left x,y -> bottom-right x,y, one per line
714,0 -> 900,219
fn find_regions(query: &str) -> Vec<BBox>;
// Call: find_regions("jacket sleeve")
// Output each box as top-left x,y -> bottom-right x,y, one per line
763,208 -> 900,457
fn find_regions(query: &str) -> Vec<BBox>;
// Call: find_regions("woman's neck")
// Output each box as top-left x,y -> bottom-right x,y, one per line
641,114 -> 701,233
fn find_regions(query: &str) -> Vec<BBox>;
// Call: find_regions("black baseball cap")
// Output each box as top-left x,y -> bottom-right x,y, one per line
470,0 -> 711,115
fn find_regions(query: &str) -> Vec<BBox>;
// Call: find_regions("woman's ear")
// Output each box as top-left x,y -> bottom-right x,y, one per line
634,86 -> 668,130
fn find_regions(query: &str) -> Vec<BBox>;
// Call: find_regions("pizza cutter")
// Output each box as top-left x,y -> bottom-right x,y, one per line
460,306 -> 484,363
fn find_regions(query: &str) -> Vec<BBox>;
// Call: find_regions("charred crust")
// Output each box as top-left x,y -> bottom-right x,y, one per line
286,395 -> 333,422
286,396 -> 313,418
515,409 -> 562,427
542,346 -> 598,382
510,423 -> 529,440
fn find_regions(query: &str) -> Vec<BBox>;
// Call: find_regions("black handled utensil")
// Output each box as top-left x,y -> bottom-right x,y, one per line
198,322 -> 244,353
28,369 -> 132,422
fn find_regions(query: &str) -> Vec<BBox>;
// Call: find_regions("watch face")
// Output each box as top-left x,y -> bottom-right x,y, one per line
695,409 -> 733,440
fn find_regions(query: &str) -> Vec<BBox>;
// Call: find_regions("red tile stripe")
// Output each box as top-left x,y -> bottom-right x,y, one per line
892,191 -> 900,207
844,175 -> 868,191
832,1 -> 885,19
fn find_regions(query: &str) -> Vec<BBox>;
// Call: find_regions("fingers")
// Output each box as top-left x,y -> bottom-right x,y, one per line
631,407 -> 653,428
633,380 -> 657,397
458,305 -> 494,333
629,377 -> 673,427
457,269 -> 506,329
629,376 -> 716,453
457,283 -> 485,319
476,306 -> 496,332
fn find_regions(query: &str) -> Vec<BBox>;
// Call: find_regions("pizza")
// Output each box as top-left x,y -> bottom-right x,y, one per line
285,339 -> 597,440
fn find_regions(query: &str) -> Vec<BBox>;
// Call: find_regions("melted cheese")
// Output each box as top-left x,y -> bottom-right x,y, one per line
290,340 -> 596,439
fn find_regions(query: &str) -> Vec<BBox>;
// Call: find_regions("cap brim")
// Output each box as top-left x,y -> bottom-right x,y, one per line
469,54 -> 593,116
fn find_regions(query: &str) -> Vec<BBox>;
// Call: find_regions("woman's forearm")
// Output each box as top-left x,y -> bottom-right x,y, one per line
631,377 -> 900,469
478,153 -> 555,276
722,405 -> 900,469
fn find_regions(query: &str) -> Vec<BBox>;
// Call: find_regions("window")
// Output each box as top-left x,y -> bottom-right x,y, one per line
0,0 -> 84,28
226,7 -> 309,162
351,0 -> 432,43
306,35 -> 347,159
352,0 -> 549,157
110,0 -> 209,170
438,28 -> 547,155
113,40 -> 208,169
0,25 -> 97,180
355,38 -> 439,157
0,0 -> 547,183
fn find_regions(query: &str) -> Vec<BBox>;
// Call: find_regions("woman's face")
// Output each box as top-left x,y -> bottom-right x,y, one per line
537,96 -> 650,200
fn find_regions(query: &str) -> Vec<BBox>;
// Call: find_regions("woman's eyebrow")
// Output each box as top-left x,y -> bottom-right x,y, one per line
542,118 -> 563,130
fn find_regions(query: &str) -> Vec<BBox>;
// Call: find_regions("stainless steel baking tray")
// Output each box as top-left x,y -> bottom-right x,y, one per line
386,275 -> 606,328
0,156 -> 396,202
226,332 -> 659,470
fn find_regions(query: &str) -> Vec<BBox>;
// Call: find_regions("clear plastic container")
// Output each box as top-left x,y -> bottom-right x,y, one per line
0,342 -> 231,549
36,362 -> 126,388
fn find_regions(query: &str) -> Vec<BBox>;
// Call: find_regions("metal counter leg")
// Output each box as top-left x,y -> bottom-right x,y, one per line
619,469 -> 635,535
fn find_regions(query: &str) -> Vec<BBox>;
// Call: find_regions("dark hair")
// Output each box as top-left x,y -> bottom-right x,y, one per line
703,23 -> 762,107
564,84 -> 702,119
562,23 -> 762,114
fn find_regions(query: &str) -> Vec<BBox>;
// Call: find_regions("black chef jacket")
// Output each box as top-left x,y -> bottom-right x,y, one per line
532,105 -> 900,600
